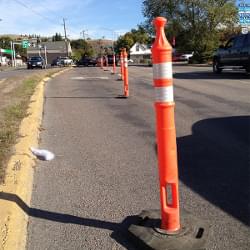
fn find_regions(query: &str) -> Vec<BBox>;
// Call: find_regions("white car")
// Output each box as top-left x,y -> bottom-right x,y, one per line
59,57 -> 73,66
180,52 -> 194,62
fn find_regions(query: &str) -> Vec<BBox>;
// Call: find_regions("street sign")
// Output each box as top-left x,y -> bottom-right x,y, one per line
238,2 -> 250,26
0,49 -> 13,54
22,40 -> 29,48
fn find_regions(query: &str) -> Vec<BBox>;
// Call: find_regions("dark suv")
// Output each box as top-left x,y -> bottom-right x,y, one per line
213,33 -> 250,74
27,56 -> 45,69
76,57 -> 97,67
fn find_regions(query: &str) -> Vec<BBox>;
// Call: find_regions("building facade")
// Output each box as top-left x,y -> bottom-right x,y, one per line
129,42 -> 151,64
27,41 -> 72,64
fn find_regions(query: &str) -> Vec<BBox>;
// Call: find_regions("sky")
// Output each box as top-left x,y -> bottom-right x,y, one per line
0,0 -> 145,40
0,0 -> 246,40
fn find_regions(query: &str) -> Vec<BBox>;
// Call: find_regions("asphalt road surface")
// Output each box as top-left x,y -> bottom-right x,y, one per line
27,65 -> 249,250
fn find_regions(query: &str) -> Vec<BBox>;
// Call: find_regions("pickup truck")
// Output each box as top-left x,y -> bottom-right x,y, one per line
213,33 -> 250,73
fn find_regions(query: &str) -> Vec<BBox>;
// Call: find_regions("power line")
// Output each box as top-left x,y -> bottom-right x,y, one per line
13,0 -> 61,26
13,0 -> 82,39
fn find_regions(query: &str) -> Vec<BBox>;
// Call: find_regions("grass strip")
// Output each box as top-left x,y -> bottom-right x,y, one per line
0,77 -> 40,183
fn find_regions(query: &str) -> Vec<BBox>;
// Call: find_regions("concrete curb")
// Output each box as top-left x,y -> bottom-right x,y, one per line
0,68 -> 70,250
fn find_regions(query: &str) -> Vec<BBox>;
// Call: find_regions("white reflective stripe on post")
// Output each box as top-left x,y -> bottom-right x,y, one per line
124,58 -> 128,67
153,62 -> 172,79
155,86 -> 174,102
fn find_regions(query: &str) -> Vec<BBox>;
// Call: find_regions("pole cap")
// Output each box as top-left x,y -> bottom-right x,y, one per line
153,17 -> 167,28
152,16 -> 172,64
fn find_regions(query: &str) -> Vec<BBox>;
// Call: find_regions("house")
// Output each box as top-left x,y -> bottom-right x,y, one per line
27,41 -> 72,64
129,42 -> 151,64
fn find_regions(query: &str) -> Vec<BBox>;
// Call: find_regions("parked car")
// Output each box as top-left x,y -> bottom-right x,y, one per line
0,56 -> 9,66
172,52 -> 183,62
213,33 -> 250,74
59,57 -> 73,66
107,54 -> 119,66
27,56 -> 45,69
76,57 -> 97,67
51,58 -> 62,67
179,52 -> 194,62
96,57 -> 102,67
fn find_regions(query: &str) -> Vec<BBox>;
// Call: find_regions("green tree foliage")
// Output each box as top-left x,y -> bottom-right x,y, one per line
52,33 -> 63,41
0,36 -> 12,49
0,36 -> 26,58
70,39 -> 94,60
114,26 -> 151,54
142,0 -> 238,62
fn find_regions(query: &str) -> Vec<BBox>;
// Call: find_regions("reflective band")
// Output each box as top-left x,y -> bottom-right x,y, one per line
153,62 -> 172,79
155,86 -> 174,102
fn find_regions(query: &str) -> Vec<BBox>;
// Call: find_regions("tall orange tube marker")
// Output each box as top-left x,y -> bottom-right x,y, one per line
100,57 -> 103,69
123,48 -> 129,97
112,54 -> 116,74
120,50 -> 124,80
127,17 -> 208,250
152,17 -> 180,232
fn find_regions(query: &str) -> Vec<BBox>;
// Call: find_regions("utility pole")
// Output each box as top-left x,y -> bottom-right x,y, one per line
63,18 -> 69,57
80,30 -> 88,40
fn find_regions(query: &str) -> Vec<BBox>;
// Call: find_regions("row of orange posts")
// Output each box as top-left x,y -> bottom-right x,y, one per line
97,19 -> 179,231
99,16 -> 207,249
100,49 -> 129,98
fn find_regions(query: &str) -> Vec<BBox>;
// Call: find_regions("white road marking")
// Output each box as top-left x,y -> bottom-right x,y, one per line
71,76 -> 109,80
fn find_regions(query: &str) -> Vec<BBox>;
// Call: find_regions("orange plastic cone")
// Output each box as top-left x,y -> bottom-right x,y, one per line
152,17 -> 180,232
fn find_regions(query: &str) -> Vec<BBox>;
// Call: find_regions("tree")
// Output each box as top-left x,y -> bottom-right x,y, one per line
52,33 -> 63,41
142,0 -> 238,62
114,26 -> 151,54
0,36 -> 12,49
0,36 -> 26,58
70,39 -> 94,60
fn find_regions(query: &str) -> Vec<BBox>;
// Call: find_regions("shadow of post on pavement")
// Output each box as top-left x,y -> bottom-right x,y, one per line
177,116 -> 250,226
0,192 -> 141,249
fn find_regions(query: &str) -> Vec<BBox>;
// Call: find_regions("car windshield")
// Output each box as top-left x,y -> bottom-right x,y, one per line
30,57 -> 42,61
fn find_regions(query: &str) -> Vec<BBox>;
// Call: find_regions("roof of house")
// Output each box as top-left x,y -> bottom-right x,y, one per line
130,42 -> 151,55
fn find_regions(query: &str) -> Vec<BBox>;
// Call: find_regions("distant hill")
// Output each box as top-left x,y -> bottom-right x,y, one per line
0,34 -> 49,40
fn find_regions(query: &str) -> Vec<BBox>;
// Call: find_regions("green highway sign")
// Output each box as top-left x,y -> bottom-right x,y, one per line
0,49 -> 13,54
22,40 -> 29,48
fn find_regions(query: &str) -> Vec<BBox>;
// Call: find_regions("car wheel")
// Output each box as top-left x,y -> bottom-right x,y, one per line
213,59 -> 222,74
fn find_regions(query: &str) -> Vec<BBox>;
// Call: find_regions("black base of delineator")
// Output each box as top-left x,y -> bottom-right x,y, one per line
116,95 -> 128,99
127,209 -> 209,250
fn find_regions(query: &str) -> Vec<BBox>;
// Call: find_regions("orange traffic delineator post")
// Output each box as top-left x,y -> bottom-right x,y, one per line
100,57 -> 103,69
152,17 -> 180,232
120,50 -> 124,80
127,17 -> 209,250
104,55 -> 109,71
112,54 -> 116,74
123,48 -> 129,97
